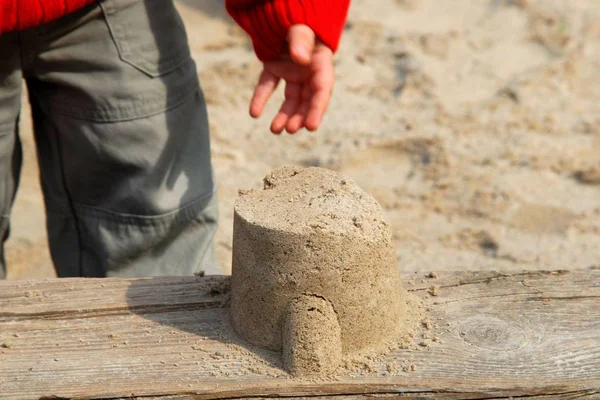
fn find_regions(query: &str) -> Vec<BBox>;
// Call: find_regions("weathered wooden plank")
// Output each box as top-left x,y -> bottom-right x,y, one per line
0,270 -> 598,400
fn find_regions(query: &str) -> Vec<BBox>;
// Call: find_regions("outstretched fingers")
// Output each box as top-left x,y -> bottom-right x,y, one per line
250,70 -> 280,118
253,26 -> 334,134
286,85 -> 312,134
271,82 -> 303,134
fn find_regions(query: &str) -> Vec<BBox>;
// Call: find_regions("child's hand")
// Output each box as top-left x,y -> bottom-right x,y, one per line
249,24 -> 335,134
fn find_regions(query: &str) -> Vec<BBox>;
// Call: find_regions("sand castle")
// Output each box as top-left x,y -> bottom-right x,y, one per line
230,166 -> 406,376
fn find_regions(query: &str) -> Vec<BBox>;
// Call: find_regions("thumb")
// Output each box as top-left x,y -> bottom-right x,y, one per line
287,24 -> 316,66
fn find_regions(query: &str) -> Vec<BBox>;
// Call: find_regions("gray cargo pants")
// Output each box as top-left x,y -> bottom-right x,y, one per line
0,0 -> 221,278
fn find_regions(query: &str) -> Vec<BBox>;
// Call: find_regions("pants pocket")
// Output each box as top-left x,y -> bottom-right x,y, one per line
99,0 -> 192,78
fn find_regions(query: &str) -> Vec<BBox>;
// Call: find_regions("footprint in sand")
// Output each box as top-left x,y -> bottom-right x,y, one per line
506,203 -> 579,235
335,138 -> 448,208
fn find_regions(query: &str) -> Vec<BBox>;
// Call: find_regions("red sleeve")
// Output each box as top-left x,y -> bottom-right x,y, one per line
0,0 -> 96,35
225,0 -> 351,62
0,0 -> 18,34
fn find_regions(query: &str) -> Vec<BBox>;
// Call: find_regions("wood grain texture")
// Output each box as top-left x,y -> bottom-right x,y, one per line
0,270 -> 598,400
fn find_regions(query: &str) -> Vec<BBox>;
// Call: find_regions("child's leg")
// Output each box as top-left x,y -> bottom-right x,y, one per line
0,32 -> 23,279
23,1 -> 220,277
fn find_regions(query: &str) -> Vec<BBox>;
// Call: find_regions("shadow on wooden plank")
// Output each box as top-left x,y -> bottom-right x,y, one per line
124,275 -> 286,374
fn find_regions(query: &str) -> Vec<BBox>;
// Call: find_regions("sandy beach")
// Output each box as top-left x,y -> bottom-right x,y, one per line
5,0 -> 600,279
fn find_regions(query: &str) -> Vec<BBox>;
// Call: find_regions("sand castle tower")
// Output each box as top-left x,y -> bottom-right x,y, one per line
230,166 -> 405,376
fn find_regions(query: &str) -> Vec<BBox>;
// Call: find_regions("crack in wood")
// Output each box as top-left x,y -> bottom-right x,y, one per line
0,300 -> 229,322
525,295 -> 600,302
432,291 -> 548,305
63,387 -> 600,400
407,271 -> 570,293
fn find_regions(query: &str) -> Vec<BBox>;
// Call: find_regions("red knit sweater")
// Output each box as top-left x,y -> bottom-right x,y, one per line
0,0 -> 96,34
226,0 -> 351,61
0,0 -> 350,61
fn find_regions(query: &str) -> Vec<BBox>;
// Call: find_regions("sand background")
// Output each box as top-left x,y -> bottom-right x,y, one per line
5,0 -> 600,279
